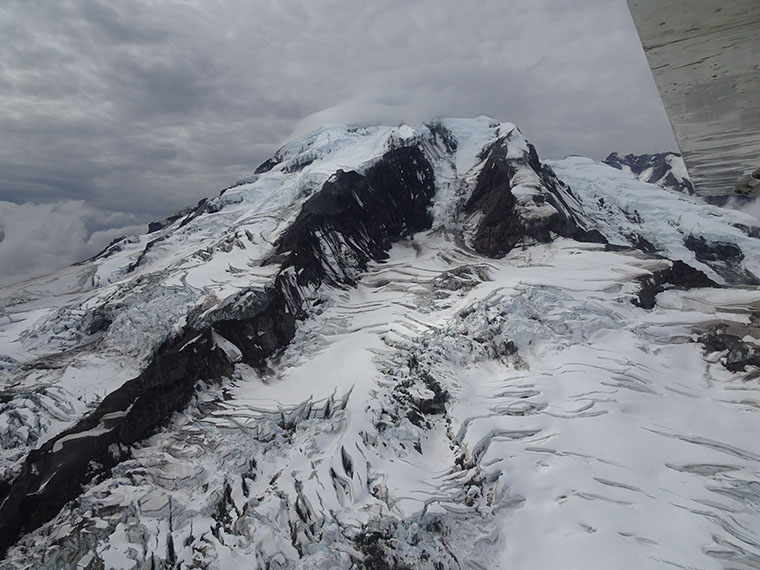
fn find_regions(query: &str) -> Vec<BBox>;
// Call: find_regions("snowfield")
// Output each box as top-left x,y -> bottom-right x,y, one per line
1,118 -> 759,569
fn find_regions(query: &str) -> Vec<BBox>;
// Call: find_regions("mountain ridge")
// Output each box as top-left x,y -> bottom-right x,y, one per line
603,151 -> 694,195
1,118 -> 759,569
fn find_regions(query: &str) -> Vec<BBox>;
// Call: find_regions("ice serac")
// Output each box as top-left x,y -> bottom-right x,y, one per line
1,118 -> 760,569
0,329 -> 236,552
0,141 -> 438,555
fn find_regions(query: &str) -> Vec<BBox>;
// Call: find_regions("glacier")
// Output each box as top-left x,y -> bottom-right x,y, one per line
0,117 -> 759,569
604,151 -> 694,195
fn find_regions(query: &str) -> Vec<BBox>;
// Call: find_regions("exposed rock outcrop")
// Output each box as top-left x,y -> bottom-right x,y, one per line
684,234 -> 760,285
274,145 -> 436,298
604,151 -> 694,195
632,260 -> 718,309
699,323 -> 760,372
465,138 -> 604,257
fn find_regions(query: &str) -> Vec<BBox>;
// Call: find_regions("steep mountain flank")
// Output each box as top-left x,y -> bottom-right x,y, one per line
1,118 -> 759,569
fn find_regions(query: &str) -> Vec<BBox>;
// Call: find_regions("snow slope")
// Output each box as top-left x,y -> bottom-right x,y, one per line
604,151 -> 695,195
1,119 -> 759,569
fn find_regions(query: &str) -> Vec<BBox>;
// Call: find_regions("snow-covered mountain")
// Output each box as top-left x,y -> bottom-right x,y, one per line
604,151 -> 694,195
603,151 -> 760,216
1,117 -> 760,569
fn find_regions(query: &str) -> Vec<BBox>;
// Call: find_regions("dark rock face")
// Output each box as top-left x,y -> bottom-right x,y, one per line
0,316 -> 251,554
213,291 -> 296,366
177,198 -> 210,228
126,235 -> 166,272
700,326 -> 760,372
147,205 -> 196,234
604,234 -> 658,255
426,121 -> 458,154
75,236 -> 129,265
604,152 -> 694,195
685,235 -> 744,264
254,157 -> 281,174
633,260 -> 718,309
464,143 -> 519,256
0,146 -> 438,557
465,140 -> 604,257
684,235 -> 760,285
703,194 -> 758,208
731,223 -> 760,239
275,146 -> 436,299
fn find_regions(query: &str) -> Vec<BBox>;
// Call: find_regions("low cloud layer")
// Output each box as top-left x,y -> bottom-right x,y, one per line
1,0 -> 681,281
1,1 -> 677,214
0,201 -> 145,286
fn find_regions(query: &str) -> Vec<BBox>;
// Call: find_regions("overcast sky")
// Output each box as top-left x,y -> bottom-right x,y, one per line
0,0 -> 677,285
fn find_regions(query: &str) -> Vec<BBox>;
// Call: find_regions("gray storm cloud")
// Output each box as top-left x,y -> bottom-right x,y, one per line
0,0 -> 679,284
0,201 -> 145,286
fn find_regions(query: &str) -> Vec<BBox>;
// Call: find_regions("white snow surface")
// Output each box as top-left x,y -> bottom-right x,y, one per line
608,152 -> 692,192
550,157 -> 760,284
1,119 -> 759,569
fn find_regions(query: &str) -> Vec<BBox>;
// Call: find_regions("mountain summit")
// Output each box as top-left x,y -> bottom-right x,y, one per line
1,117 -> 759,569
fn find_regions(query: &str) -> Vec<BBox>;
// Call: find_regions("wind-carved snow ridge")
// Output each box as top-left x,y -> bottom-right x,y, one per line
1,118 -> 760,568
